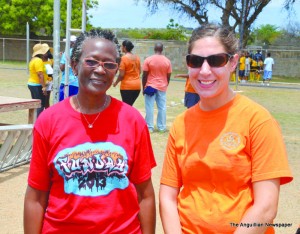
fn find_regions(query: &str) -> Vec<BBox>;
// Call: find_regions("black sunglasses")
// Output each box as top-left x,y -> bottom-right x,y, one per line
83,58 -> 118,71
186,53 -> 233,68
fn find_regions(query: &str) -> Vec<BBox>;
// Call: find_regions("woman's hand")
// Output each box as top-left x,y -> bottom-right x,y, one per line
42,86 -> 47,95
234,179 -> 280,234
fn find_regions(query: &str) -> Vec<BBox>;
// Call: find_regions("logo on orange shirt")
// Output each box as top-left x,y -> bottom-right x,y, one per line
220,132 -> 241,150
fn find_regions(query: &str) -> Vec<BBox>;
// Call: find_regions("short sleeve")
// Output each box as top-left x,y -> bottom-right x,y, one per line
250,117 -> 293,185
168,61 -> 172,73
28,127 -> 51,191
128,125 -> 156,184
34,59 -> 45,73
160,123 -> 182,188
119,56 -> 126,71
142,58 -> 149,72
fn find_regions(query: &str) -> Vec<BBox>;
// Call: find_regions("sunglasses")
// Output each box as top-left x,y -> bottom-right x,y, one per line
186,53 -> 233,68
83,58 -> 118,71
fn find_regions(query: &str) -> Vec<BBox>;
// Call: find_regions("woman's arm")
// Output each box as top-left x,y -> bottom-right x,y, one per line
113,70 -> 125,87
234,179 -> 280,234
59,63 -> 65,72
135,178 -> 156,234
142,71 -> 149,92
159,184 -> 181,234
24,185 -> 49,234
37,71 -> 47,95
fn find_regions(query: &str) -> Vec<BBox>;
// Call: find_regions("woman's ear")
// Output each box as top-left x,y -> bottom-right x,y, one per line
71,61 -> 78,76
229,54 -> 239,73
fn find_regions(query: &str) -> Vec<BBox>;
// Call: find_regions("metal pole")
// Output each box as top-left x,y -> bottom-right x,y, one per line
235,0 -> 246,90
53,0 -> 61,104
64,0 -> 72,99
82,0 -> 87,32
2,39 -> 4,63
26,22 -> 30,74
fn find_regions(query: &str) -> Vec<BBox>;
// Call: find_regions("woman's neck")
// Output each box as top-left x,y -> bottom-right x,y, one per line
199,88 -> 236,111
72,94 -> 110,114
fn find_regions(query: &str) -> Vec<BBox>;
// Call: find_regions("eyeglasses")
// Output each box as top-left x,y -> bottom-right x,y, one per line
186,53 -> 232,68
83,58 -> 118,70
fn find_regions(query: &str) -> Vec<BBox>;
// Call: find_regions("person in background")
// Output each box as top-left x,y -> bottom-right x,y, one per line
263,52 -> 275,86
174,73 -> 200,108
43,47 -> 54,108
142,42 -> 172,133
256,57 -> 264,82
159,24 -> 293,234
244,52 -> 251,81
59,35 -> 78,101
250,55 -> 258,82
254,49 -> 264,63
24,29 -> 156,234
113,40 -> 141,106
238,52 -> 246,83
27,43 -> 51,117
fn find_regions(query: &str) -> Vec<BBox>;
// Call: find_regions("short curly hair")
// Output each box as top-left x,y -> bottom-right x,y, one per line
71,29 -> 120,62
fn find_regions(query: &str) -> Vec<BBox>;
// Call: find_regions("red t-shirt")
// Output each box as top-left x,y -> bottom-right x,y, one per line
28,97 -> 156,234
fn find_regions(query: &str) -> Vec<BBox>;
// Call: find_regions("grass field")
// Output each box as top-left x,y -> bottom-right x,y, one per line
0,66 -> 299,233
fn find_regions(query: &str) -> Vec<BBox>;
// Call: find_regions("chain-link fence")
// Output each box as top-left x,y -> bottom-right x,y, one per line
1,37 -> 300,78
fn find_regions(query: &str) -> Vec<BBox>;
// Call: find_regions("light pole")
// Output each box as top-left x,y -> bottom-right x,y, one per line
235,0 -> 246,90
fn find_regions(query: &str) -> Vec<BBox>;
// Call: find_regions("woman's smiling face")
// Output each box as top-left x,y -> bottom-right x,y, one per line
188,36 -> 238,103
73,38 -> 118,96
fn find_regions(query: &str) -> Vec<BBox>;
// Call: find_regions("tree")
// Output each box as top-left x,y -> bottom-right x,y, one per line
135,0 -> 286,47
0,0 -> 98,37
251,24 -> 282,45
284,21 -> 300,37
283,0 -> 298,10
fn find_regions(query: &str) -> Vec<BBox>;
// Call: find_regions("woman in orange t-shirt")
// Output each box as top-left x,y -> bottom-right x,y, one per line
160,24 -> 293,234
113,40 -> 141,106
174,73 -> 200,108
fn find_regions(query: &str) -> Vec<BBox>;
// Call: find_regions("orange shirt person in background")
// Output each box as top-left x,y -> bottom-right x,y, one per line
142,42 -> 172,133
159,24 -> 293,234
174,73 -> 200,108
113,40 -> 141,106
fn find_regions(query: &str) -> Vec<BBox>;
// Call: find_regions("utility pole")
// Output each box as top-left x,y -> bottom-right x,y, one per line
52,0 -> 61,104
235,0 -> 246,90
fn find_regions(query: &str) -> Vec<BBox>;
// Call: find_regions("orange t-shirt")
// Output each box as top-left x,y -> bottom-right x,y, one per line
185,78 -> 196,93
161,94 -> 293,233
119,54 -> 141,90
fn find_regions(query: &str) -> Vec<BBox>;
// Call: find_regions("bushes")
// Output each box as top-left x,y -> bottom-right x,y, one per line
107,19 -> 191,41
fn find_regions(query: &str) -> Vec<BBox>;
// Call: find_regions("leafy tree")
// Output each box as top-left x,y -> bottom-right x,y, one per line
0,0 -> 98,37
135,0 -> 289,47
251,24 -> 282,45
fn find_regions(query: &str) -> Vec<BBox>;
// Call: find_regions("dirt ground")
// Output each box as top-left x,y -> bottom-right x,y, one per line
0,67 -> 299,234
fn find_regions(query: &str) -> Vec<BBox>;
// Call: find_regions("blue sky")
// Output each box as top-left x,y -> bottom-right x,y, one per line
89,0 -> 300,29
